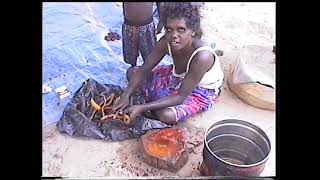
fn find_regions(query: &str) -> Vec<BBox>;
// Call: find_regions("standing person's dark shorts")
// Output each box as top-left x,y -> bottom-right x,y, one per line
122,18 -> 157,66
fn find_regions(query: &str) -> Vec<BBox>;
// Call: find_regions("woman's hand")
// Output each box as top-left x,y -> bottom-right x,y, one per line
112,95 -> 130,112
123,105 -> 145,121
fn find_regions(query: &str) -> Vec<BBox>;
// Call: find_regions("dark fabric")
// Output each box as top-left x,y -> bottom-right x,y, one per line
57,78 -> 169,141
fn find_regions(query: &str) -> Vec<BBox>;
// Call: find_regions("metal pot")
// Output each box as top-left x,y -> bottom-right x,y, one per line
200,119 -> 271,176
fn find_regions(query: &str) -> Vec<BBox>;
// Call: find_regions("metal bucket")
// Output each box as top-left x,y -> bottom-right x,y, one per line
200,119 -> 271,176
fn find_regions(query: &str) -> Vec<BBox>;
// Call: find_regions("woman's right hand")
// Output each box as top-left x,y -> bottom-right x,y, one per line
112,94 -> 130,112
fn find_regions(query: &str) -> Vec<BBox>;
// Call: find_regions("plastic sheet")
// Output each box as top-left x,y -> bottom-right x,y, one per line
57,78 -> 169,141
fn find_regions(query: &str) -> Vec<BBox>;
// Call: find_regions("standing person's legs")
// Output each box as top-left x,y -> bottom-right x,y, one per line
139,22 -> 157,63
122,23 -> 140,67
125,66 -> 148,87
126,66 -> 136,82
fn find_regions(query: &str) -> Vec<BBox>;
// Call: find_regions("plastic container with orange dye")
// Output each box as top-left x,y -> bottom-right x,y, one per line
140,127 -> 189,172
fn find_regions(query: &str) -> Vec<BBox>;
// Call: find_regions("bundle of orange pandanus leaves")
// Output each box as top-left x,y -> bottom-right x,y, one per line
89,93 -> 130,125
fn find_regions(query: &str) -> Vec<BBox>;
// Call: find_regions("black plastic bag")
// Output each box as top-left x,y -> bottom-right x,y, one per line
57,78 -> 169,141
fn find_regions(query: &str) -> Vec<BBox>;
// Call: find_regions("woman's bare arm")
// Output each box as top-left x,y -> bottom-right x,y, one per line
113,36 -> 168,111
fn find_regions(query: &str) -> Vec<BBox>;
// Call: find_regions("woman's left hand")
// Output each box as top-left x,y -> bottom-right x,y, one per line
123,105 -> 145,121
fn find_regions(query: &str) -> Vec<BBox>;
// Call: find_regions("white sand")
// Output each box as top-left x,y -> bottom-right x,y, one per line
42,2 -> 276,178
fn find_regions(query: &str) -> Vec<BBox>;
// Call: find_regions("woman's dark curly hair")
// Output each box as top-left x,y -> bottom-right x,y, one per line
163,2 -> 203,38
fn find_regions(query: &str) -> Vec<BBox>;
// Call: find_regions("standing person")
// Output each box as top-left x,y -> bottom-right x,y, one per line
113,2 -> 224,125
155,2 -> 165,34
122,2 -> 158,67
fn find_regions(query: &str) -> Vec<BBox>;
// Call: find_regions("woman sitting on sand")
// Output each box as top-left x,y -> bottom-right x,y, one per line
113,2 -> 224,125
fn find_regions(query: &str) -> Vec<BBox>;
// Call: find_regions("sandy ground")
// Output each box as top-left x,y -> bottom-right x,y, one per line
42,2 -> 275,178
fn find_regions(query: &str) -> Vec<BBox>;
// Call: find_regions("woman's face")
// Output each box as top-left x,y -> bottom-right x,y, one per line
165,18 -> 195,51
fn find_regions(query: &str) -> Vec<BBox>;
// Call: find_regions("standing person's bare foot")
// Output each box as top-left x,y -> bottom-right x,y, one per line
156,22 -> 163,34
